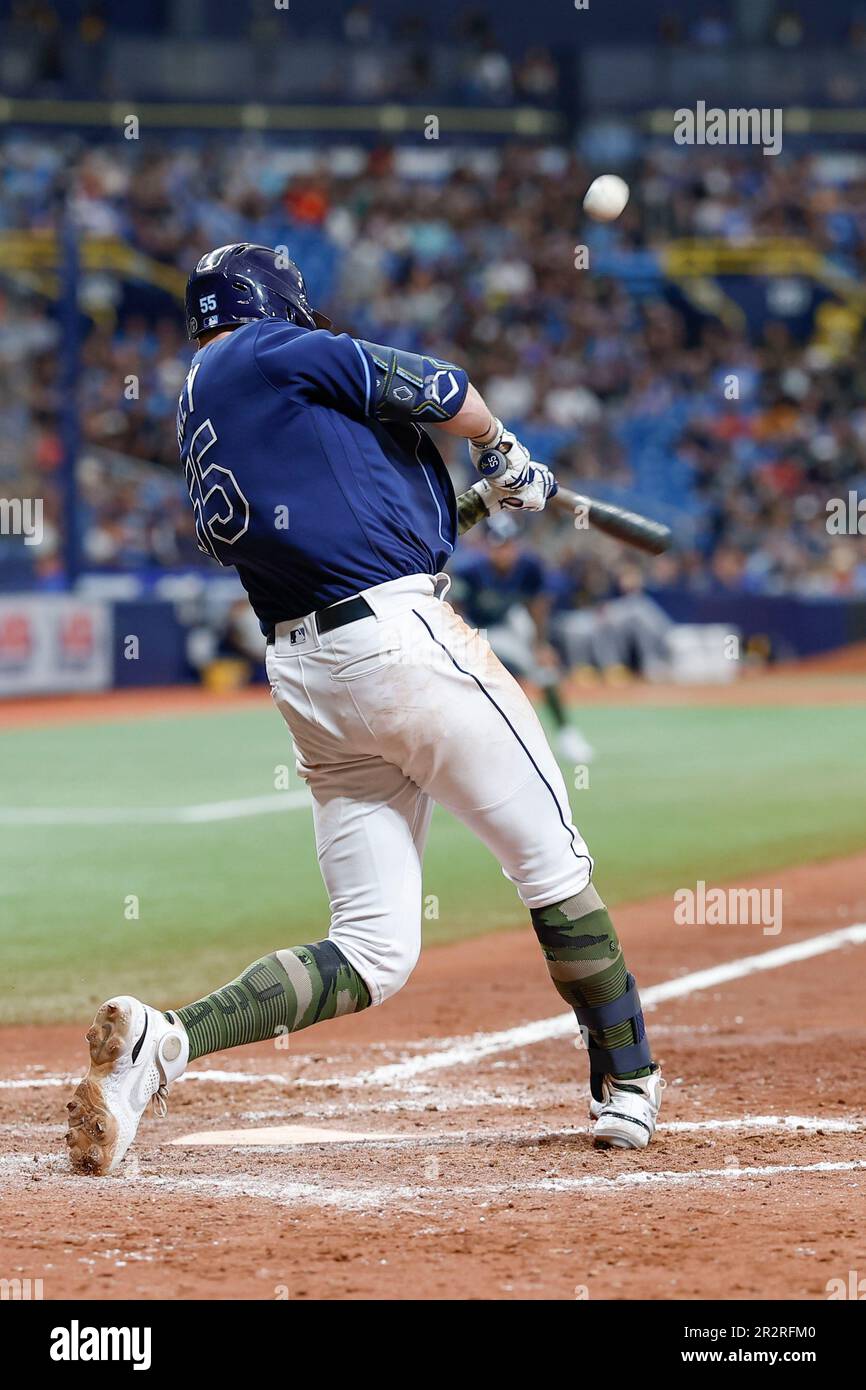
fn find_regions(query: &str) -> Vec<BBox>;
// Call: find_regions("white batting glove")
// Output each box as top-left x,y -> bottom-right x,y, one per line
468,417 -> 532,485
472,462 -> 558,514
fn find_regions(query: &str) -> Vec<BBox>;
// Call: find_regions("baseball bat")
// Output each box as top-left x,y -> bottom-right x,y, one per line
476,448 -> 672,556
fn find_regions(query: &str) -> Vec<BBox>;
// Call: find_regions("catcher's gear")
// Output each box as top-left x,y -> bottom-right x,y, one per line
185,243 -> 332,341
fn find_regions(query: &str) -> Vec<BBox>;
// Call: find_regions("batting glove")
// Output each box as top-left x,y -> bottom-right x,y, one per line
471,462 -> 558,514
468,417 -> 532,486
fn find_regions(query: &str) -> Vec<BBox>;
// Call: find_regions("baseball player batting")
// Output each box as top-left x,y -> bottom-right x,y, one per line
66,244 -> 662,1175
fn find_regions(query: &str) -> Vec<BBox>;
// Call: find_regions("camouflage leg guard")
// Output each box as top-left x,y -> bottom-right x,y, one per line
530,885 -> 653,1098
176,941 -> 371,1061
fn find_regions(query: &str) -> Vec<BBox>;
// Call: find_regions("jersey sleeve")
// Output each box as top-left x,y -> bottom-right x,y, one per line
252,322 -> 469,428
254,322 -> 372,417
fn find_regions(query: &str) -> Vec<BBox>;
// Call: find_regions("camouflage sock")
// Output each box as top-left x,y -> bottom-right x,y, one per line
176,941 -> 371,1062
531,888 -> 651,1080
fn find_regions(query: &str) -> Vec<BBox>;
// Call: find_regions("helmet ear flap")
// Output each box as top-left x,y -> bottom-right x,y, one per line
284,300 -> 330,331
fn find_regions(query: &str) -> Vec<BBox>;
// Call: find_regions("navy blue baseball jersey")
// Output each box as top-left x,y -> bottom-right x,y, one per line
176,320 -> 468,625
449,549 -> 550,629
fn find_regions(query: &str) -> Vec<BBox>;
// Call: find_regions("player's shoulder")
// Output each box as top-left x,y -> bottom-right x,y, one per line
254,319 -> 355,356
248,317 -> 308,358
253,321 -> 362,386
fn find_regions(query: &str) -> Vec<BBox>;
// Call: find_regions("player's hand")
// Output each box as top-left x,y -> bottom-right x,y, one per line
468,417 -> 532,485
471,462 -> 558,514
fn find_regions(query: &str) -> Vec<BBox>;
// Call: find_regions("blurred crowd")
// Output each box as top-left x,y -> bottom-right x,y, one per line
7,2 -> 866,106
1,2 -> 564,106
2,133 -> 866,599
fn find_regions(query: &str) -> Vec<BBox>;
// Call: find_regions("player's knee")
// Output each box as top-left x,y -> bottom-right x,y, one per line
328,926 -> 420,1006
373,937 -> 421,1004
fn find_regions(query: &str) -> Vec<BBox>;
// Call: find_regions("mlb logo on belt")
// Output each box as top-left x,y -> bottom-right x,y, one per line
290,625 -> 307,645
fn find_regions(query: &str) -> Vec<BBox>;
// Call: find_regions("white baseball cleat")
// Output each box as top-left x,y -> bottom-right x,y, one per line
590,1065 -> 664,1150
557,725 -> 595,765
65,995 -> 189,1176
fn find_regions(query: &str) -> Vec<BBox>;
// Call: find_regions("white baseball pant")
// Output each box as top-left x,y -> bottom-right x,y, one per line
266,573 -> 593,1005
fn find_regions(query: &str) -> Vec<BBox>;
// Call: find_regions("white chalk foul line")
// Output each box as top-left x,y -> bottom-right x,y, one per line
2,1153 -> 863,1212
2,922 -> 864,1096
0,1067 -> 294,1090
532,1159 -> 866,1193
103,1157 -> 866,1208
316,921 -> 866,1089
0,791 -> 309,827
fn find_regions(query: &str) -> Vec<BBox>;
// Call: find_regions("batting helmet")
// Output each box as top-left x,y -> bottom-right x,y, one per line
184,243 -> 332,340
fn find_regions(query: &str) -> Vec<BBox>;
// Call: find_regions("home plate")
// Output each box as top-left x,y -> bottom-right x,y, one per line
169,1124 -> 403,1147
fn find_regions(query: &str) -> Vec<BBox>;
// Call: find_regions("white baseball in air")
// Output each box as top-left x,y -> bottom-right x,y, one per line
583,174 -> 630,222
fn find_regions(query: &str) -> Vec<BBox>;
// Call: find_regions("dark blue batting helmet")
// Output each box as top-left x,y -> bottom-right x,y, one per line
184,243 -> 332,340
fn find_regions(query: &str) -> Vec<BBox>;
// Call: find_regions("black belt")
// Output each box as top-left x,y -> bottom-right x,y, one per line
266,594 -> 374,646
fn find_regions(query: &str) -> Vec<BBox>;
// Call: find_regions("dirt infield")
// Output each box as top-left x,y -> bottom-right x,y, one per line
1,850 -> 864,1301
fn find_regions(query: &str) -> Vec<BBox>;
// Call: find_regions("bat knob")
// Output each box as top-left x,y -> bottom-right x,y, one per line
477,447 -> 508,479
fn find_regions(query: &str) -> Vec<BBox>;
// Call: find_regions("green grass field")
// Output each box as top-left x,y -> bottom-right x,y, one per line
1,698 -> 864,1024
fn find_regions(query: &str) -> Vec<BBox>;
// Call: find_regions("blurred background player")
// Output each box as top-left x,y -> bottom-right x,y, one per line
450,515 -> 595,763
550,558 -> 675,683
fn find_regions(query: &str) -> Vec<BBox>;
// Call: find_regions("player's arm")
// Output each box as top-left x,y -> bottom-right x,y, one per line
262,327 -> 550,520
352,341 -> 550,527
421,375 -> 558,521
356,340 -> 527,470
432,382 -> 497,440
456,486 -> 490,536
356,340 -> 471,425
